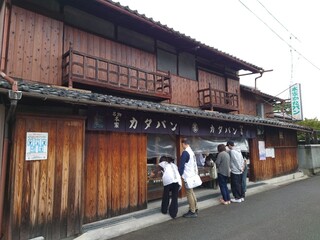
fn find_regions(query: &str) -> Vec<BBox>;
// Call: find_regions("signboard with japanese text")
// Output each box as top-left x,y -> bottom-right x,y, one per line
87,107 -> 256,138
25,132 -> 48,160
290,83 -> 303,120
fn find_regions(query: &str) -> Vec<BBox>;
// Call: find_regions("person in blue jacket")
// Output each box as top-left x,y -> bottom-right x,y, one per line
179,138 -> 199,218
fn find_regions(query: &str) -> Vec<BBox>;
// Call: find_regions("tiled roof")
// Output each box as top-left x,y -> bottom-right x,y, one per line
240,85 -> 284,102
0,78 -> 311,132
99,0 -> 264,73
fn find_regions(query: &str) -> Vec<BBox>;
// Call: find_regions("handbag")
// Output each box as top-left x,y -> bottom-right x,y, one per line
210,162 -> 218,179
185,174 -> 202,189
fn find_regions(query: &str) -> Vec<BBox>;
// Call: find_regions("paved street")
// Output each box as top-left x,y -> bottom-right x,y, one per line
112,174 -> 320,240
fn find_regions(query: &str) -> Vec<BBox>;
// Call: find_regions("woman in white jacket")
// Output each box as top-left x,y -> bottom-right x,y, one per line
151,156 -> 182,218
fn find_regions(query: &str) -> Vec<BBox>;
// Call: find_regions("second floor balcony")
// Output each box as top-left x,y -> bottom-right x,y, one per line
62,46 -> 171,101
198,84 -> 239,113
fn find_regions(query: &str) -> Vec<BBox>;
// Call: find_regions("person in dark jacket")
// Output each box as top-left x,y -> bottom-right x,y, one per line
215,144 -> 231,205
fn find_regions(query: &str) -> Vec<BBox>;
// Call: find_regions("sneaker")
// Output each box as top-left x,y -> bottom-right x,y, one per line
183,211 -> 197,218
241,198 -> 245,202
230,198 -> 242,203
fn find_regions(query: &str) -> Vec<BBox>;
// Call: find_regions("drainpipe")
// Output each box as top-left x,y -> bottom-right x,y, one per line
0,71 -> 22,238
254,72 -> 263,90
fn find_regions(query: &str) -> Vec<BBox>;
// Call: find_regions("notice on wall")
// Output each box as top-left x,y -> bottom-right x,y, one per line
266,148 -> 275,158
26,132 -> 48,161
258,141 -> 266,160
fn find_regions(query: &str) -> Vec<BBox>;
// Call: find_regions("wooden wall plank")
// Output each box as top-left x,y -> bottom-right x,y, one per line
97,133 -> 107,218
14,7 -> 25,78
170,75 -> 199,107
46,120 -> 57,239
198,70 -> 225,90
59,122 -> 70,238
22,10 -> 35,80
40,16 -> 51,84
30,13 -> 43,82
251,128 -> 298,181
128,134 -> 138,208
49,20 -> 63,85
6,6 -> 17,76
137,134 -> 147,207
106,132 -> 112,218
83,131 -> 147,223
7,6 -> 63,84
66,124 -> 76,236
12,118 -> 26,240
84,131 -> 98,223
111,132 -> 121,215
120,133 -> 129,213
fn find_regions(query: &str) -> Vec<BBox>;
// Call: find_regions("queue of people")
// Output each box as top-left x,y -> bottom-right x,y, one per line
151,138 -> 248,219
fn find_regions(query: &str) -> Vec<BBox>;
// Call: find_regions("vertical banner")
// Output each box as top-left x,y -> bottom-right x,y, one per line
290,83 -> 303,120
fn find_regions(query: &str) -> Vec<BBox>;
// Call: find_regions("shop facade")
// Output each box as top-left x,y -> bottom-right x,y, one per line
0,1 -> 312,239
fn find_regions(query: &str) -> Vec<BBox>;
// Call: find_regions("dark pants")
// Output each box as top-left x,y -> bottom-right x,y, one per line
218,173 -> 230,201
231,173 -> 243,199
242,165 -> 248,197
161,182 -> 180,218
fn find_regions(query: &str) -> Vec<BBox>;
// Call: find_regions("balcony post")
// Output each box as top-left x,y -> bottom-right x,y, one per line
68,42 -> 73,88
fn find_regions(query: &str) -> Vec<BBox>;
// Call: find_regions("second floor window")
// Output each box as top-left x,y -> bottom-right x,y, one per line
157,49 -> 177,75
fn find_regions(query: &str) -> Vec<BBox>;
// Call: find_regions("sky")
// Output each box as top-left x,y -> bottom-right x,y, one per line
116,0 -> 320,119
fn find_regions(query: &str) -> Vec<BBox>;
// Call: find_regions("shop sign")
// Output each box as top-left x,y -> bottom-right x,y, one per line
87,107 -> 255,138
290,83 -> 303,120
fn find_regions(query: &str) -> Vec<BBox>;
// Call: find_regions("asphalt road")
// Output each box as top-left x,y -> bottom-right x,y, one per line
112,174 -> 320,240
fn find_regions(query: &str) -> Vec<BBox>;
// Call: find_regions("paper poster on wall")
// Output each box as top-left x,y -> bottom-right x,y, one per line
258,141 -> 266,160
266,148 -> 275,158
26,132 -> 48,161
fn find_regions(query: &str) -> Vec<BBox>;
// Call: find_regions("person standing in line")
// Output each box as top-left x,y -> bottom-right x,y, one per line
215,144 -> 231,205
241,152 -> 249,198
226,141 -> 244,203
178,138 -> 198,218
150,156 -> 182,218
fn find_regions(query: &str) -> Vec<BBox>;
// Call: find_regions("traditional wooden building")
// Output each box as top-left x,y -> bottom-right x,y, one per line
0,0 -> 311,239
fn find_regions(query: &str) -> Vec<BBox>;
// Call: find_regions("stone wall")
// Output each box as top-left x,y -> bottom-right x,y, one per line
298,144 -> 320,174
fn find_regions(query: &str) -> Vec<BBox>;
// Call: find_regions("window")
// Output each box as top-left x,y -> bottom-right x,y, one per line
178,52 -> 196,80
117,26 -> 155,52
156,49 -> 177,74
64,6 -> 115,39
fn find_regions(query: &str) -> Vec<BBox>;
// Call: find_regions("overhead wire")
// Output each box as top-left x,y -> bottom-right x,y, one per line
238,0 -> 320,72
256,0 -> 301,43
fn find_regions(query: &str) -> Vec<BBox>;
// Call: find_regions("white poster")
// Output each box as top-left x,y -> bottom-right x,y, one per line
266,148 -> 275,158
26,132 -> 48,161
258,141 -> 266,160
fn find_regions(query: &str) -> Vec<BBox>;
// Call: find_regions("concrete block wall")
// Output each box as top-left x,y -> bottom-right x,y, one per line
298,144 -> 320,174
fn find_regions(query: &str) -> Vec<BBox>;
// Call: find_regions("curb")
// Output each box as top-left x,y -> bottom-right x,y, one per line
75,172 -> 307,240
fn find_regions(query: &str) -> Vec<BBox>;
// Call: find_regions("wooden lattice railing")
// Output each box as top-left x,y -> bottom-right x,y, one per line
62,45 -> 171,100
198,84 -> 239,112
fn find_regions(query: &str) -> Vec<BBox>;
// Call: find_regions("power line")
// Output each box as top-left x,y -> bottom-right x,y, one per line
238,0 -> 320,72
256,0 -> 301,43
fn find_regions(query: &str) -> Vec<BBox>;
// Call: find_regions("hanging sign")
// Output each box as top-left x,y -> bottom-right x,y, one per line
290,83 -> 303,120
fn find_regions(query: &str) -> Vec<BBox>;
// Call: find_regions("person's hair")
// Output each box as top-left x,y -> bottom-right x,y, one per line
159,156 -> 167,162
181,138 -> 190,145
226,141 -> 234,147
217,144 -> 226,152
160,156 -> 175,163
166,157 -> 175,163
